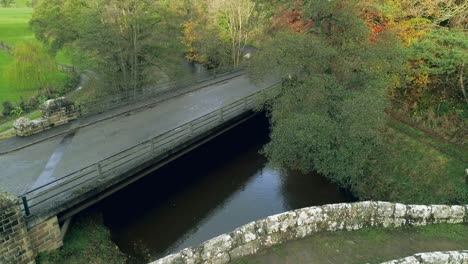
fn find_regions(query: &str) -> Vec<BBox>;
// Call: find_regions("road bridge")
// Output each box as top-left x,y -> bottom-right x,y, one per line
0,71 -> 277,229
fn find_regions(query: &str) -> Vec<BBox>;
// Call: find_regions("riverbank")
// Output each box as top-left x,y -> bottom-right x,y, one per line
233,223 -> 468,264
36,211 -> 127,264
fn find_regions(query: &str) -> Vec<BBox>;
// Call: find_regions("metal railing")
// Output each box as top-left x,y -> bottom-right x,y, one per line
78,66 -> 241,117
18,84 -> 276,217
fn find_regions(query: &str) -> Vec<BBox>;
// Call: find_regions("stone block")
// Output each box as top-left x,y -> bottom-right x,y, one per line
321,203 -> 351,231
13,117 -> 50,137
446,206 -> 465,224
406,205 -> 431,226
230,240 -> 261,260
201,234 -> 233,261
375,202 -> 395,228
345,202 -> 375,230
231,221 -> 257,246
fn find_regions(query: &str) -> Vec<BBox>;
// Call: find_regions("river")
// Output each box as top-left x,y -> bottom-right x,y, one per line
98,113 -> 354,263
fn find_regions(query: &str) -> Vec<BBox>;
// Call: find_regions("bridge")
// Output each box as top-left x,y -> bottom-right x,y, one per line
0,70 -> 277,230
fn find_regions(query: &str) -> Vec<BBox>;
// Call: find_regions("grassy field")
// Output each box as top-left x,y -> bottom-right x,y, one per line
0,7 -> 72,113
0,8 -> 34,45
355,118 -> 468,205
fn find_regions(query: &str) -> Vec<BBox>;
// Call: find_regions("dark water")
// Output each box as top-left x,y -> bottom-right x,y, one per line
99,114 -> 354,263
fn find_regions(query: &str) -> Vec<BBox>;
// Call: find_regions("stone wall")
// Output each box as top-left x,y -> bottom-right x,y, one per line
381,250 -> 468,264
0,193 -> 63,264
13,118 -> 51,137
0,193 -> 34,264
152,201 -> 468,264
14,97 -> 79,137
40,97 -> 79,126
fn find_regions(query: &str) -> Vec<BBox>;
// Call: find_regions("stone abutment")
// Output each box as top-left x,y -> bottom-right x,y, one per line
0,193 -> 62,264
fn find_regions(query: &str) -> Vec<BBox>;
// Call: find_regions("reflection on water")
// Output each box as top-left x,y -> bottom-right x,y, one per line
99,114 -> 354,263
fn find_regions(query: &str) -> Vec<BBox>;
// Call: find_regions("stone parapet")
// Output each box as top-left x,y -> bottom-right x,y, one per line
151,201 -> 468,264
14,97 -> 79,137
13,118 -> 51,137
40,97 -> 79,124
381,250 -> 468,264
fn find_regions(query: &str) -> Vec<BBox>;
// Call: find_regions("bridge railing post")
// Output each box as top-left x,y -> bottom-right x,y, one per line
220,108 -> 224,122
96,163 -> 103,180
21,196 -> 31,217
244,97 -> 248,110
189,122 -> 194,136
151,139 -> 156,154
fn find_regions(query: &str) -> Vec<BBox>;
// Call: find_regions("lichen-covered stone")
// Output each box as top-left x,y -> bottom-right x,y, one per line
40,97 -> 75,116
417,251 -> 451,263
231,221 -> 256,245
447,206 -> 465,224
150,202 -> 468,264
201,234 -> 233,261
179,248 -> 202,264
375,202 -> 395,228
394,203 -> 408,227
13,97 -> 79,137
382,256 -> 420,264
229,240 -> 261,260
431,205 -> 452,223
407,205 -> 431,226
13,117 -> 51,137
321,203 -> 350,231
380,251 -> 468,264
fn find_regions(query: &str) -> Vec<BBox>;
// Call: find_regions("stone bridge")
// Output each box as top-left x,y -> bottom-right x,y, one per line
0,71 -> 276,256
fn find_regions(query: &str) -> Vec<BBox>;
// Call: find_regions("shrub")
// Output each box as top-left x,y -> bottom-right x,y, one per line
2,101 -> 14,117
11,107 -> 24,117
27,97 -> 39,110
37,95 -> 49,106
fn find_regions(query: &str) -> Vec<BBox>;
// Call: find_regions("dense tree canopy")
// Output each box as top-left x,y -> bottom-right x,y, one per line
249,0 -> 406,188
30,0 -> 186,92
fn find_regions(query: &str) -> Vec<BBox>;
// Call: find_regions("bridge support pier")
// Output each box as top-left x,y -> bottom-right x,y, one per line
0,192 -> 63,264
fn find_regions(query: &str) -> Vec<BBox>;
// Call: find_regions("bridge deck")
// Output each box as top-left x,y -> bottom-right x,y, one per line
0,73 -> 275,223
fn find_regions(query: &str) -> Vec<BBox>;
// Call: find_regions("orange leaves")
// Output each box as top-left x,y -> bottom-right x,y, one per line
272,8 -> 314,33
182,20 -> 204,62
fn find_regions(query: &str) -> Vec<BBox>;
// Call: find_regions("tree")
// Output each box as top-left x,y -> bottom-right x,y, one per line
181,0 -> 262,68
0,0 -> 15,8
219,0 -> 258,67
31,0 -> 186,93
4,41 -> 60,94
412,29 -> 468,104
249,0 -> 406,188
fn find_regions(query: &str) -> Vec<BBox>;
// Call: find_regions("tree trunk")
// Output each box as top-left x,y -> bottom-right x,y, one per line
459,62 -> 467,104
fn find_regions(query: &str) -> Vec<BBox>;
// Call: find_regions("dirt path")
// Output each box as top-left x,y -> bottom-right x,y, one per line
234,224 -> 468,264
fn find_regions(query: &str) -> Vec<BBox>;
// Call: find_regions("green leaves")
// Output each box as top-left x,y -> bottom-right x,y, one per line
4,41 -> 60,92
413,29 -> 467,76
250,0 -> 406,189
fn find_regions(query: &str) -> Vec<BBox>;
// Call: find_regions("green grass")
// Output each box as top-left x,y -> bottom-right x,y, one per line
0,7 -> 36,112
356,119 -> 468,205
0,51 -> 38,107
0,8 -> 34,45
388,118 -> 468,162
0,7 -> 74,113
235,224 -> 468,264
36,212 -> 126,264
